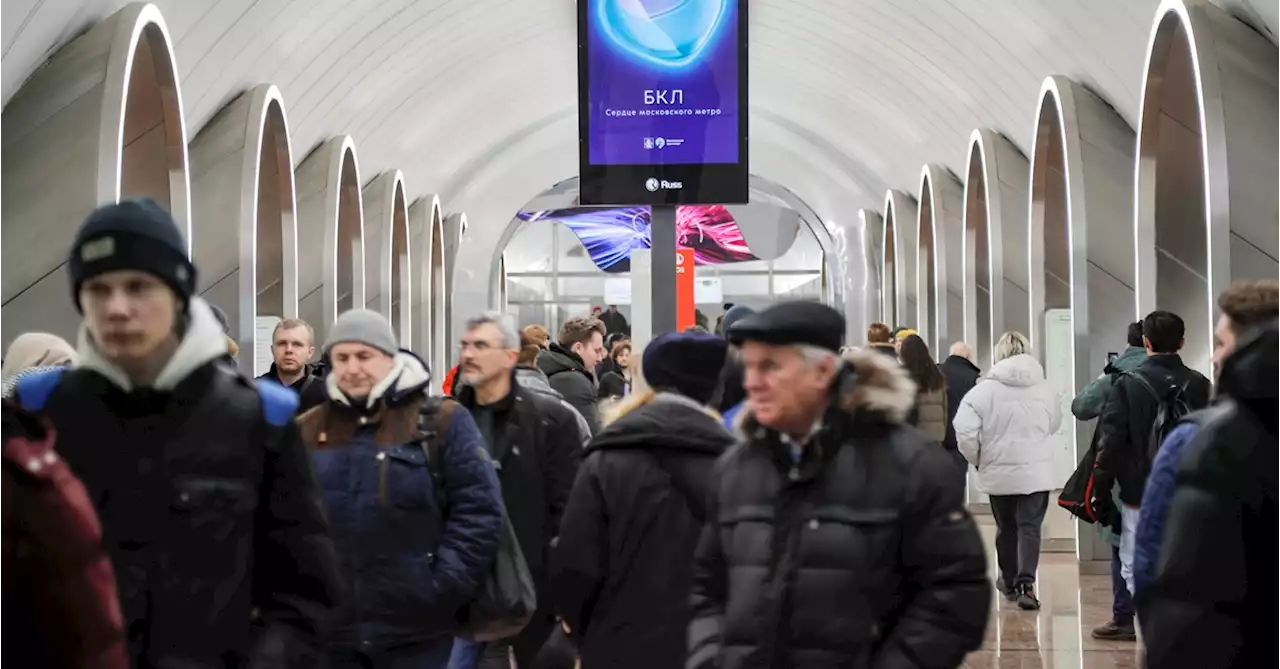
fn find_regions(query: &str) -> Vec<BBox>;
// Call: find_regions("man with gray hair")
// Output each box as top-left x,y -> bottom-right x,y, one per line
689,301 -> 990,669
450,312 -> 584,669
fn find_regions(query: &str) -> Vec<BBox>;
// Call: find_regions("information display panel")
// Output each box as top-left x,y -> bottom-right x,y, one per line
578,0 -> 749,205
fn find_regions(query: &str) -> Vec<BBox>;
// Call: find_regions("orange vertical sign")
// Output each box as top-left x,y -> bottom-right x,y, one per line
676,248 -> 696,331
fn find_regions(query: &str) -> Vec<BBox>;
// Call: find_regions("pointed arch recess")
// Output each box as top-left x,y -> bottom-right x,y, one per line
409,195 -> 446,382
881,189 -> 919,329
296,135 -> 366,345
858,209 -> 885,334
1,2 -> 190,344
962,129 -> 1029,370
1028,76 -> 1136,386
1135,0 -> 1278,377
442,212 -> 469,365
190,83 -> 298,374
916,165 -> 965,355
1028,77 -> 1136,563
363,170 -> 411,345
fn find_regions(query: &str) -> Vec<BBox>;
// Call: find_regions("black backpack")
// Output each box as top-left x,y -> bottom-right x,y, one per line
1058,367 -> 1190,525
1125,370 -> 1195,465
415,397 -> 537,642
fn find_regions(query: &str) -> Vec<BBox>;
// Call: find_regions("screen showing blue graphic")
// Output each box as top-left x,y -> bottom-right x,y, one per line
586,0 -> 740,166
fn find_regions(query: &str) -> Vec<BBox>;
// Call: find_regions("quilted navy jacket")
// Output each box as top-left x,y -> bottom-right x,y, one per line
297,351 -> 503,652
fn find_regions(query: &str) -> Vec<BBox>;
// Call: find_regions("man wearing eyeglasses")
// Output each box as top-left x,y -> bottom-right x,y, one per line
450,312 -> 584,669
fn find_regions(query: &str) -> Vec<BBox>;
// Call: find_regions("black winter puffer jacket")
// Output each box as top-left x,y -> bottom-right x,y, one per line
689,349 -> 991,669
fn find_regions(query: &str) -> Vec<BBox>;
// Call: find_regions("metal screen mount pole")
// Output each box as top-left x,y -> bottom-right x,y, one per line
650,205 -> 678,335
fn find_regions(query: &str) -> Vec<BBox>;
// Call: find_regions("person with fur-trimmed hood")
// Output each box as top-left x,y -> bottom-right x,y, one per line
688,301 -> 991,669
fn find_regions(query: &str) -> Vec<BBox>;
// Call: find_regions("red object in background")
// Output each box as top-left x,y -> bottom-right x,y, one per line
2,402 -> 129,669
676,248 -> 695,331
443,365 -> 460,396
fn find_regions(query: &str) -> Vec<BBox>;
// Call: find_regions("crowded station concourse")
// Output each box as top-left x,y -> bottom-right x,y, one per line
2,1 -> 1277,668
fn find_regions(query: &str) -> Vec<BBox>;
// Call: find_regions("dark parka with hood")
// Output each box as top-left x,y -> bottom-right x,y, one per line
688,348 -> 991,669
1137,323 -> 1277,669
538,343 -> 601,435
16,298 -> 343,668
555,392 -> 735,669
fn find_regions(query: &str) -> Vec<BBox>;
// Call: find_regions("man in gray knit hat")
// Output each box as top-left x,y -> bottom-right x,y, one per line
321,309 -> 402,403
296,309 -> 503,668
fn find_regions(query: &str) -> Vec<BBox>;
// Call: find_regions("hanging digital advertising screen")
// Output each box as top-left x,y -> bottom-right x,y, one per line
578,0 -> 749,206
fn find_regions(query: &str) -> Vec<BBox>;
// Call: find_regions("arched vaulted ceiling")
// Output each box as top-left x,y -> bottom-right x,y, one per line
3,0 -> 1275,328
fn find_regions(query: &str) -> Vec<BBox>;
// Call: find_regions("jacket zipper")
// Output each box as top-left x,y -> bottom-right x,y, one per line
376,451 -> 388,506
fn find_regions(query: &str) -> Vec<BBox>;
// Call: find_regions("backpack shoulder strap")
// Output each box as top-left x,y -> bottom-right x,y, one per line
1123,369 -> 1161,401
256,379 -> 300,428
298,375 -> 316,397
14,367 -> 67,413
415,396 -> 459,509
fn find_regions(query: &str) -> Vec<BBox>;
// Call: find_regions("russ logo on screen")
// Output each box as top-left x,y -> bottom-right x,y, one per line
596,0 -> 730,68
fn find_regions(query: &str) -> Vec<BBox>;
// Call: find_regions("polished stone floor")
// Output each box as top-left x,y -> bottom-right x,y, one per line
963,518 -> 1142,668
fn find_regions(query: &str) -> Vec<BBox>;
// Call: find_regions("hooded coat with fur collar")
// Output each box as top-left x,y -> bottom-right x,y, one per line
13,297 -> 343,668
688,348 -> 991,669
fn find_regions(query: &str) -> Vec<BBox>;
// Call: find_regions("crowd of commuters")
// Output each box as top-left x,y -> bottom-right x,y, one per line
850,279 -> 1274,665
1,197 -> 1273,668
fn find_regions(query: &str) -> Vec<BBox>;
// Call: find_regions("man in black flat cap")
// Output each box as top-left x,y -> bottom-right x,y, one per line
688,300 -> 991,669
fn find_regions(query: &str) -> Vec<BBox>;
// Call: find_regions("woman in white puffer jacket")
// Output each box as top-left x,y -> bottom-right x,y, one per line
954,331 -> 1062,612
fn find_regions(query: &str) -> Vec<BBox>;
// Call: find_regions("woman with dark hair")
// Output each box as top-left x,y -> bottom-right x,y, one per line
597,342 -> 633,399
899,334 -> 948,443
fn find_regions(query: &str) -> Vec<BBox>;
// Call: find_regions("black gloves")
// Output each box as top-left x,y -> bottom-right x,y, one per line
1091,494 -> 1120,532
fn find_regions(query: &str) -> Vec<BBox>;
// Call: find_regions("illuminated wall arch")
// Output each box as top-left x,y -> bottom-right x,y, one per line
1,2 -> 190,345
881,189 -> 919,328
409,195 -> 446,381
963,128 -> 1030,370
858,209 -> 885,332
442,212 -> 469,365
296,135 -> 366,345
1135,0 -> 1278,376
1028,75 -> 1136,566
363,170 -> 411,345
916,165 -> 965,354
498,257 -> 509,310
190,84 -> 298,374
1028,76 -> 1137,381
